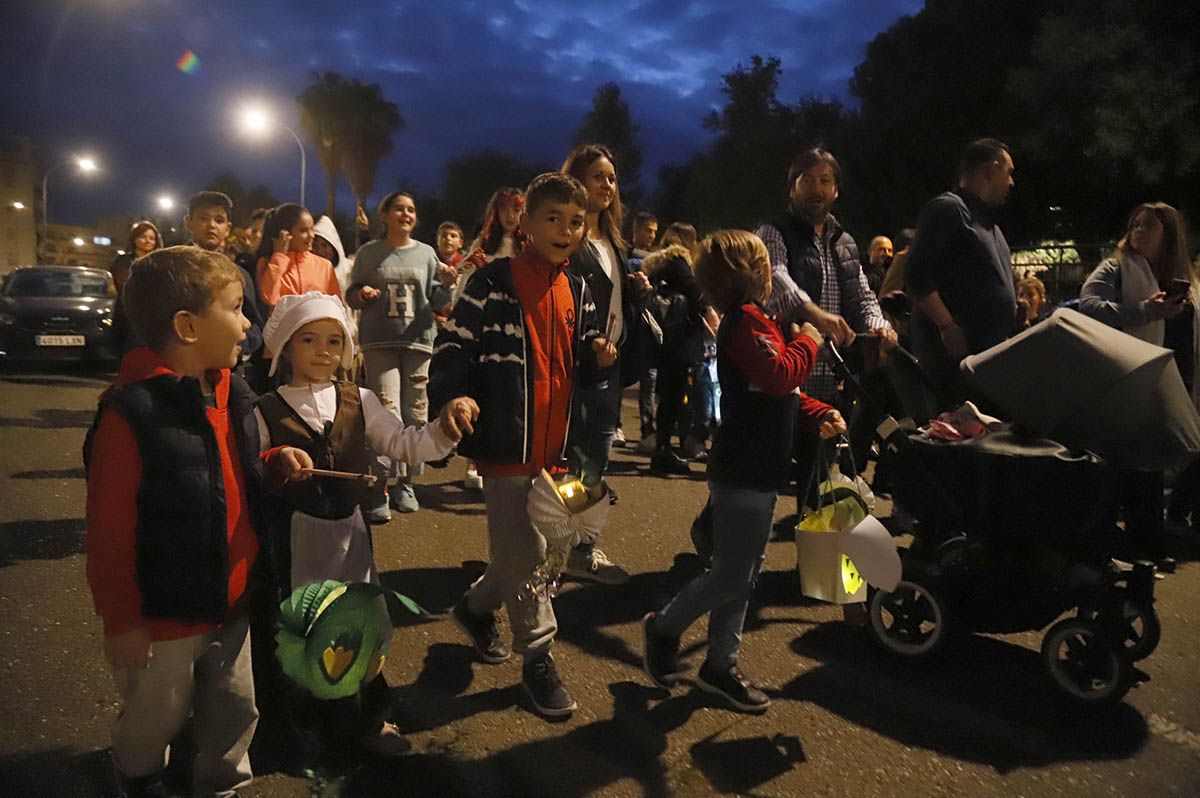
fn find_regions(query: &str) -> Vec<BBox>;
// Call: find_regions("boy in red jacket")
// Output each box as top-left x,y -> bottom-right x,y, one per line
84,246 -> 311,798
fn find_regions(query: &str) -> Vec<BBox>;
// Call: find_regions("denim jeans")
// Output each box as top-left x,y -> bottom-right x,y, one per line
572,371 -> 623,477
655,483 -> 777,669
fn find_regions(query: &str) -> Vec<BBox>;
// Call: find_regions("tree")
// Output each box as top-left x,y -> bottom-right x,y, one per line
298,71 -> 352,217
438,150 -> 550,240
203,172 -> 279,226
574,83 -> 646,208
337,79 -> 404,247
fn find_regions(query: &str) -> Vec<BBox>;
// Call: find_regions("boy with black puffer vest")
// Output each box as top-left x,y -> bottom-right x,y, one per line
84,246 -> 313,798
429,172 -> 615,718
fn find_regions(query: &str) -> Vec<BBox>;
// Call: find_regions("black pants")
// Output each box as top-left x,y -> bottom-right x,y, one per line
654,360 -> 690,452
1119,469 -> 1166,558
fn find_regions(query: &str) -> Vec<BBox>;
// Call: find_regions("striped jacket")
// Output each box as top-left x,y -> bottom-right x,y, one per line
429,256 -> 599,467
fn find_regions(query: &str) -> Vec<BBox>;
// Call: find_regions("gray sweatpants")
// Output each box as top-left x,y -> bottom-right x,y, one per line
110,615 -> 257,798
464,475 -> 557,659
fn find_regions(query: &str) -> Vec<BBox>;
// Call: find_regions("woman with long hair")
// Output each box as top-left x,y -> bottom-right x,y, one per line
559,144 -> 652,583
1080,201 -> 1193,558
109,221 -> 162,353
255,203 -> 340,313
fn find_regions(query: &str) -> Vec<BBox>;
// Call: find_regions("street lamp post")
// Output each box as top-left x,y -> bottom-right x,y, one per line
40,156 -> 98,261
239,106 -> 306,207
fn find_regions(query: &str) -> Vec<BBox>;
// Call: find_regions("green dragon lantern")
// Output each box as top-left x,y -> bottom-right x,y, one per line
275,580 -> 422,700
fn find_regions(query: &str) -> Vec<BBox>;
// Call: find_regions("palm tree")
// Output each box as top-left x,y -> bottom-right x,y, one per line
338,80 -> 404,247
297,72 -> 351,216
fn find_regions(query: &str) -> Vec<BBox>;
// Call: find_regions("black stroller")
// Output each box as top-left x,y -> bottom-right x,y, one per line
827,340 -> 1161,705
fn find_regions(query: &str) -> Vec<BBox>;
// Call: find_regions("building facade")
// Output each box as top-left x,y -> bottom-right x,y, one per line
0,136 -> 38,274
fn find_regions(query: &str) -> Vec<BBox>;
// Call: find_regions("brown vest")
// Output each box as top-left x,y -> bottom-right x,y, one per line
257,382 -> 371,519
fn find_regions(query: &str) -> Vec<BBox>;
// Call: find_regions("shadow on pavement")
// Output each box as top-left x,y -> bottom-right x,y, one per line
0,517 -> 86,566
0,407 -> 97,429
781,621 -> 1149,773
0,747 -> 113,797
342,681 -> 706,798
412,482 -> 487,516
11,466 -> 87,480
690,730 -> 806,795
378,562 -> 486,616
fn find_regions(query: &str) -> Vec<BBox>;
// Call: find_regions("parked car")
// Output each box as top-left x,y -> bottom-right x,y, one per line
0,265 -> 119,366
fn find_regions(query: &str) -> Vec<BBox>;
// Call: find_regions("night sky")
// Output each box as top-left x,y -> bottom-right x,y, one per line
1,0 -> 921,227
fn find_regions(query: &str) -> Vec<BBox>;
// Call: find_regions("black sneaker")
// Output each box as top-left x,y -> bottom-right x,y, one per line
695,661 -> 770,713
650,450 -> 692,476
451,595 -> 511,664
522,653 -> 577,717
642,612 -> 683,689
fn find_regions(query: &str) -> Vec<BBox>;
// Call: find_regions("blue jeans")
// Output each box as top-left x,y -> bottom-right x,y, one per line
573,372 -> 623,477
655,483 -> 776,669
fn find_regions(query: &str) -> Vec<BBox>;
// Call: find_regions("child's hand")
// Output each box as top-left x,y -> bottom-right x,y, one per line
360,285 -> 381,303
279,446 -> 315,481
792,322 -> 824,348
592,337 -> 617,367
104,627 -> 152,670
273,230 -> 292,254
818,409 -> 847,439
627,271 -> 652,296
439,396 -> 480,442
436,262 -> 458,289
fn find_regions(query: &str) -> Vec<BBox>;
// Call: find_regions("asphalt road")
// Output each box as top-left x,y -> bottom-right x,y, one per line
1,366 -> 1198,797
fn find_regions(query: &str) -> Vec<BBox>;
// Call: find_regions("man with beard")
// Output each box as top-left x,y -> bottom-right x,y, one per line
753,148 -> 894,510
906,138 -> 1019,413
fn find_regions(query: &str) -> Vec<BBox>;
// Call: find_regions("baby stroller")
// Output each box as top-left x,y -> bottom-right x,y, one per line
826,340 -> 1161,705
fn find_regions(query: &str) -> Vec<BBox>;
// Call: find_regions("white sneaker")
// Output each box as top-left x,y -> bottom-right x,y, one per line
564,547 -> 630,584
612,427 -> 627,447
464,462 -> 484,491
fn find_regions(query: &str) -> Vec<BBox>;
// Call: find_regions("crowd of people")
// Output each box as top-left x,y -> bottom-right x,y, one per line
83,136 -> 1197,797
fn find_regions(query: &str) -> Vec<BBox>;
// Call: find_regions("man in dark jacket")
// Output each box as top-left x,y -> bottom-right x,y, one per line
906,138 -> 1019,415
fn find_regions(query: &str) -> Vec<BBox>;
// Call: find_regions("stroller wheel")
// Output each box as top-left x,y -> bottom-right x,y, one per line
1041,618 -> 1133,704
1115,601 -> 1162,662
865,575 -> 950,660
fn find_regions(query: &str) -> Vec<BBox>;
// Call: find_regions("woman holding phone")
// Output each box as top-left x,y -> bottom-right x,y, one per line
1079,201 -> 1193,560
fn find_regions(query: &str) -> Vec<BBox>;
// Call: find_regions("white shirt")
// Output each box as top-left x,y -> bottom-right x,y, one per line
255,381 -> 454,465
591,236 -> 623,344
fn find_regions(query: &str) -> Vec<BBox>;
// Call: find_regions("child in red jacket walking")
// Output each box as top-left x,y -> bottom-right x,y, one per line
642,230 -> 846,713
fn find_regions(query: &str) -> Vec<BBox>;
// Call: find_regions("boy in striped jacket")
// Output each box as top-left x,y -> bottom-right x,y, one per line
429,173 -> 615,717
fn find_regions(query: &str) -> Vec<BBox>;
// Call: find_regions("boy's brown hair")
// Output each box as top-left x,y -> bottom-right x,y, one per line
524,172 -> 587,216
436,220 -> 462,238
122,245 -> 242,350
695,230 -> 772,314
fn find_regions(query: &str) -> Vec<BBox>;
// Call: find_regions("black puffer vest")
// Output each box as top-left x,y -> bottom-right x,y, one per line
84,373 -> 263,624
766,211 -> 861,307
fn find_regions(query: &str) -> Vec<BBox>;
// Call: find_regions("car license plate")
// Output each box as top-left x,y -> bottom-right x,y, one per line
35,335 -> 85,346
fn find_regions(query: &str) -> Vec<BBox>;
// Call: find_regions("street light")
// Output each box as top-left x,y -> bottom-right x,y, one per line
238,104 -> 306,207
10,201 -> 25,210
72,237 -> 85,247
41,155 -> 100,261
157,195 -> 175,212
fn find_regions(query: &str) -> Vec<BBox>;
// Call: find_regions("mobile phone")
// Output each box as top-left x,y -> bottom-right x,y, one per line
1167,278 -> 1191,299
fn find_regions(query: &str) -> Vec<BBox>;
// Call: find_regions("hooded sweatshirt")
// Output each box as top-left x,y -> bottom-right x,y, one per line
313,215 -> 352,295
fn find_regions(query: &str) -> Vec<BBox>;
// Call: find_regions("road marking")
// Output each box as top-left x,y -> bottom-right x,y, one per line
1147,713 -> 1200,755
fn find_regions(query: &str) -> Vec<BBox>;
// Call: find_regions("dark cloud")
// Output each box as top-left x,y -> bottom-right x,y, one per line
0,0 -> 920,225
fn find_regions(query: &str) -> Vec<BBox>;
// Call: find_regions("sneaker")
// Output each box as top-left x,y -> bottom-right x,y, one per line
636,432 -> 657,454
364,500 -> 392,525
612,427 -> 627,447
522,653 -> 577,717
642,612 -> 683,689
360,721 -> 412,757
389,482 -> 419,513
680,436 -> 705,459
608,484 -> 620,506
650,450 -> 692,476
695,661 -> 770,713
451,595 -> 511,663
463,462 -> 484,491
118,773 -> 170,798
564,546 -> 630,584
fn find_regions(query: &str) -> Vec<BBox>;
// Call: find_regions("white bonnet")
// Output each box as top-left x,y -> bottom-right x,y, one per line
262,291 -> 354,376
